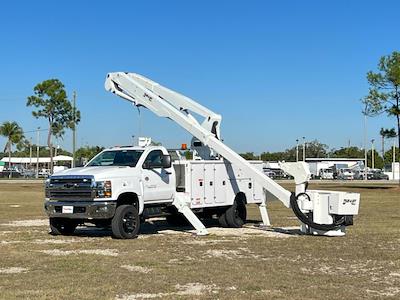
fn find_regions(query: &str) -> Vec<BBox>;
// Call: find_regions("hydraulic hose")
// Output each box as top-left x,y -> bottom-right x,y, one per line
290,192 -> 345,232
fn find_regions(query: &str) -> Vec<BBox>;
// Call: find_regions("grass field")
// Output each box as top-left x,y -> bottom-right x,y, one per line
0,181 -> 399,299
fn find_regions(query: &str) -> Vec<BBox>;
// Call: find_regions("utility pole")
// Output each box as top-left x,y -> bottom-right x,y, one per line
72,91 -> 76,168
302,136 -> 306,161
29,138 -> 32,168
364,113 -> 368,180
36,127 -> 40,179
371,139 -> 375,169
296,139 -> 299,162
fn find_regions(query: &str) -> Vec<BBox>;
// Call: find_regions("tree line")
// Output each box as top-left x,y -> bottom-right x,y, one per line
239,139 -> 399,170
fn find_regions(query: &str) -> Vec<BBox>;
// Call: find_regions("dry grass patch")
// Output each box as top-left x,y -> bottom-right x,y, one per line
0,267 -> 28,274
38,249 -> 119,257
120,265 -> 152,273
1,219 -> 48,227
116,282 -> 217,300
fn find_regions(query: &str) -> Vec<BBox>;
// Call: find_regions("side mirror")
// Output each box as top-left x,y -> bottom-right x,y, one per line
162,155 -> 172,168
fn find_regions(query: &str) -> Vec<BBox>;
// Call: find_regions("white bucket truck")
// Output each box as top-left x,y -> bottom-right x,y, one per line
44,72 -> 360,239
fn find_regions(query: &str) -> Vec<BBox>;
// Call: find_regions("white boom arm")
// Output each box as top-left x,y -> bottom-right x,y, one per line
105,72 -> 293,207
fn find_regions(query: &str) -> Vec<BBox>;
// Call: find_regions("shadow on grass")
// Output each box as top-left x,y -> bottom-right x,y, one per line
268,227 -> 303,236
332,185 -> 394,190
68,218 -> 302,238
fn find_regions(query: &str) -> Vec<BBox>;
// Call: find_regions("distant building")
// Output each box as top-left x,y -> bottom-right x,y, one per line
1,155 -> 73,169
305,158 -> 365,177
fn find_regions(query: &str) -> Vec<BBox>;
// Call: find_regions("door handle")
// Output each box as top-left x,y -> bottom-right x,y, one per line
165,171 -> 172,175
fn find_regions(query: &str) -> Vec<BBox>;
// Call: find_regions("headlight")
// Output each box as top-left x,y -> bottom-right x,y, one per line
96,180 -> 112,198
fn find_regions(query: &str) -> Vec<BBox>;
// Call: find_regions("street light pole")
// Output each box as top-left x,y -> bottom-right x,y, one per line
29,138 -> 32,168
371,139 -> 375,169
302,136 -> 306,161
364,114 -> 368,180
36,127 -> 40,179
72,91 -> 77,168
296,139 -> 299,162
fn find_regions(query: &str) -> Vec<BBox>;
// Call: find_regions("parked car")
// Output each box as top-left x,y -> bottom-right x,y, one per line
354,169 -> 389,180
370,170 -> 389,180
337,168 -> 354,180
21,169 -> 35,178
38,169 -> 51,178
263,169 -> 277,178
0,169 -> 22,178
353,170 -> 368,180
319,168 -> 334,180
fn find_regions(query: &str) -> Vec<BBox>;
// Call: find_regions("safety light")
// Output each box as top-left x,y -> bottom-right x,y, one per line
181,143 -> 187,150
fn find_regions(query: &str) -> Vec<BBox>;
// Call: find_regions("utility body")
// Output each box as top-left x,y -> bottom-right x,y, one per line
44,72 -> 360,238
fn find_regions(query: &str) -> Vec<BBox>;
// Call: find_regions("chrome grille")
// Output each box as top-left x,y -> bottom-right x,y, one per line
47,175 -> 95,201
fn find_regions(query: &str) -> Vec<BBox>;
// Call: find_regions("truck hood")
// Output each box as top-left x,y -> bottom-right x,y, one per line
52,166 -> 135,179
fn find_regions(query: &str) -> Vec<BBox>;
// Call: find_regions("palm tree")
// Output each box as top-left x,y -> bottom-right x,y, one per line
0,121 -> 24,178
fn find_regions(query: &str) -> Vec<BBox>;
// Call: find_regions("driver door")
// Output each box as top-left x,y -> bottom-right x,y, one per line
142,150 -> 174,202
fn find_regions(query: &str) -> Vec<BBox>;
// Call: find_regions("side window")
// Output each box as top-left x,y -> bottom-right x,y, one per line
144,150 -> 163,168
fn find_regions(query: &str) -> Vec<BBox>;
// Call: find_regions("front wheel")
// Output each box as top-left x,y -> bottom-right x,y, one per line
111,205 -> 140,239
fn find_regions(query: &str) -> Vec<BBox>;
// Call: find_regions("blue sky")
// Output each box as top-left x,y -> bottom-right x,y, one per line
0,1 -> 399,154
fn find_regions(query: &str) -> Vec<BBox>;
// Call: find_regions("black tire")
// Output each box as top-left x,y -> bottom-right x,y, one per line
225,197 -> 247,228
49,218 -> 77,235
111,205 -> 140,239
218,212 -> 229,227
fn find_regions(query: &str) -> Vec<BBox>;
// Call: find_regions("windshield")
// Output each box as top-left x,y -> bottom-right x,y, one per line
86,150 -> 144,167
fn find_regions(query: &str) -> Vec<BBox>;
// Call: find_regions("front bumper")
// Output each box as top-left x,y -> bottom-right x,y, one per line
44,200 -> 117,219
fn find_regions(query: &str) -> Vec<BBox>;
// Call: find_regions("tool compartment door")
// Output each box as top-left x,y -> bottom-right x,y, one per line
203,163 -> 215,204
190,162 -> 204,206
214,163 -> 228,204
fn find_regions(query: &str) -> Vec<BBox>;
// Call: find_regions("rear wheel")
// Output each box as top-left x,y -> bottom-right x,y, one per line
225,196 -> 247,228
111,205 -> 140,239
49,218 -> 77,235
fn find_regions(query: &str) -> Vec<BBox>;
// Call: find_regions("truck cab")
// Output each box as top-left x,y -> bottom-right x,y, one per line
44,145 -> 174,238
